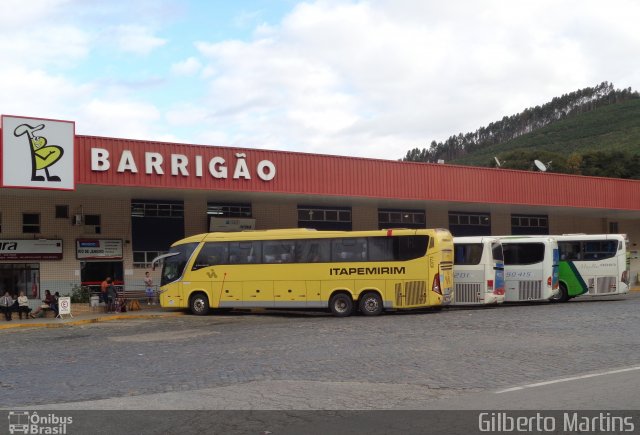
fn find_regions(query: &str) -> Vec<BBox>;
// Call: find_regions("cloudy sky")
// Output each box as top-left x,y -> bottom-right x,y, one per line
0,0 -> 638,160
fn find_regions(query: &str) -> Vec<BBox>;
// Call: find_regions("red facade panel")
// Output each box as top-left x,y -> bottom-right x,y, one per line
73,135 -> 640,211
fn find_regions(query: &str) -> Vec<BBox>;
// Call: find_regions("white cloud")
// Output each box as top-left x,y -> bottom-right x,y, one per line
171,57 -> 202,76
111,25 -> 167,55
80,99 -> 162,139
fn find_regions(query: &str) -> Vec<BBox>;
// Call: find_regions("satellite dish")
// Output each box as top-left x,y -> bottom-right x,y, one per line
534,160 -> 547,172
494,157 -> 502,167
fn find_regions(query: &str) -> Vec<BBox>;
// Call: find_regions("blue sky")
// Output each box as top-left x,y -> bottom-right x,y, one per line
1,0 -> 639,160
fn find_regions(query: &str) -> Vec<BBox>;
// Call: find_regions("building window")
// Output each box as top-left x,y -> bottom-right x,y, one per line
131,199 -> 185,256
378,209 -> 426,229
207,203 -> 252,218
84,214 -> 101,234
448,212 -> 491,237
298,207 -> 351,222
609,222 -> 619,234
0,264 -> 40,299
298,206 -> 352,231
133,251 -> 165,269
511,214 -> 549,235
22,213 -> 40,234
131,202 -> 184,218
55,205 -> 69,219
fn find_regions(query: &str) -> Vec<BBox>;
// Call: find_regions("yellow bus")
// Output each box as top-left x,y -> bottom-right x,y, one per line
155,228 -> 453,317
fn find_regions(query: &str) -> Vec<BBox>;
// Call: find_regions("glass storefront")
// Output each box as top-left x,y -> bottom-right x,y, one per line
0,263 -> 40,299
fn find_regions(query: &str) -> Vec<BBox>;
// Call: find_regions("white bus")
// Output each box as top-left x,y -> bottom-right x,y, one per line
499,236 -> 559,302
452,236 -> 505,305
554,234 -> 630,302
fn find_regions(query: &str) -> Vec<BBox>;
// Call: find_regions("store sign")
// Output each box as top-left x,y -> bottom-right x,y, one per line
0,239 -> 63,260
209,217 -> 256,232
76,239 -> 123,259
91,150 -> 276,181
1,115 -> 75,190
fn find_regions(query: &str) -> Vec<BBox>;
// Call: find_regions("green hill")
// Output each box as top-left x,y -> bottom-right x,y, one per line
452,98 -> 640,168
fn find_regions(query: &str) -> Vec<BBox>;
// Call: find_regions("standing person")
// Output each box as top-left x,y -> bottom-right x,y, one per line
0,291 -> 13,321
144,271 -> 154,305
100,277 -> 111,306
16,291 -> 31,320
107,280 -> 117,313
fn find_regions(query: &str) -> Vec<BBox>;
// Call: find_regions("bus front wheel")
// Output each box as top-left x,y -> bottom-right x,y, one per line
329,293 -> 353,317
359,292 -> 383,316
189,293 -> 210,315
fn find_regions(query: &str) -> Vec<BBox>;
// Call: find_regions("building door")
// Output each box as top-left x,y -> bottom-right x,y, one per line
80,261 -> 124,293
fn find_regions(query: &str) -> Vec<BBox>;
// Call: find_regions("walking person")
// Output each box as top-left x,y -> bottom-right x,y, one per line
144,271 -> 154,305
0,291 -> 13,321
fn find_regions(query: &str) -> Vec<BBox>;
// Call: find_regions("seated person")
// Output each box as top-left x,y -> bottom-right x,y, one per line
30,290 -> 54,318
50,291 -> 60,316
0,291 -> 14,321
16,291 -> 31,320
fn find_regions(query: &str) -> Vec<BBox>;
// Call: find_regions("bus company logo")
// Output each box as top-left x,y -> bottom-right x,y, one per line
7,411 -> 73,434
1,116 -> 75,191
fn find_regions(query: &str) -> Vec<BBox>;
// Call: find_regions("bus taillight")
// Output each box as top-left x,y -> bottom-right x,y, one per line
487,279 -> 494,291
432,273 -> 442,295
547,276 -> 552,287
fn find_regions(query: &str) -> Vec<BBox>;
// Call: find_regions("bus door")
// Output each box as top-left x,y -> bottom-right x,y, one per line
492,241 -> 505,299
552,247 -> 560,292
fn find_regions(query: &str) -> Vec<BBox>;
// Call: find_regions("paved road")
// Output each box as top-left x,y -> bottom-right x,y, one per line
2,293 -> 639,410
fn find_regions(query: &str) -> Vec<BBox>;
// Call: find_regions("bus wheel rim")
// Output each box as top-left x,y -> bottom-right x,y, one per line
194,298 -> 204,311
364,297 -> 379,312
335,299 -> 347,312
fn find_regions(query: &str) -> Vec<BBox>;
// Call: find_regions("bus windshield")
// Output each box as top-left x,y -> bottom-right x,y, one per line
161,242 -> 199,286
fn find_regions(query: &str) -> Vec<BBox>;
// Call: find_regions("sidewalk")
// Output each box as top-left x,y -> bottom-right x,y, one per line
0,306 -> 185,330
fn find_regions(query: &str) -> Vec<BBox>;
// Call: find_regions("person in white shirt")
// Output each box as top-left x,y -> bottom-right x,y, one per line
17,291 -> 31,320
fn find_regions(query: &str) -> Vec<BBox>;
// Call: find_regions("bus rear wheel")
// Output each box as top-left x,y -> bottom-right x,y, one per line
551,283 -> 569,303
329,293 -> 353,317
359,292 -> 383,316
190,293 -> 210,315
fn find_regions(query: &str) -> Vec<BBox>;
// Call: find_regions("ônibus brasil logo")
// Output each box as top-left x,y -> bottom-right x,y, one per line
8,411 -> 72,434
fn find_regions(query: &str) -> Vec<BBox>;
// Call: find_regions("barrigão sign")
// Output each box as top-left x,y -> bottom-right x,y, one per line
91,149 -> 276,181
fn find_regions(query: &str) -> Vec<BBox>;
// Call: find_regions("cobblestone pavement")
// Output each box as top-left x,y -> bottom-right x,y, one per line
2,293 -> 639,409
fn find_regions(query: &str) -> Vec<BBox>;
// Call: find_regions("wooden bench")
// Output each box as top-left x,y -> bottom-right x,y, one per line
115,290 -> 155,311
8,306 -> 53,319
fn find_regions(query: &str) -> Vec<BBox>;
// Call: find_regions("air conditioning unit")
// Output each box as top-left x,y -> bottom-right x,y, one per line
73,214 -> 83,226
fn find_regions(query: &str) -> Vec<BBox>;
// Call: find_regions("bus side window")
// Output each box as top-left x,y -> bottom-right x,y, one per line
296,239 -> 330,263
192,242 -> 228,270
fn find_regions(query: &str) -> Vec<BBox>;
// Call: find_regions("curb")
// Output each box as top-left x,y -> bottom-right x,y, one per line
0,311 -> 185,330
